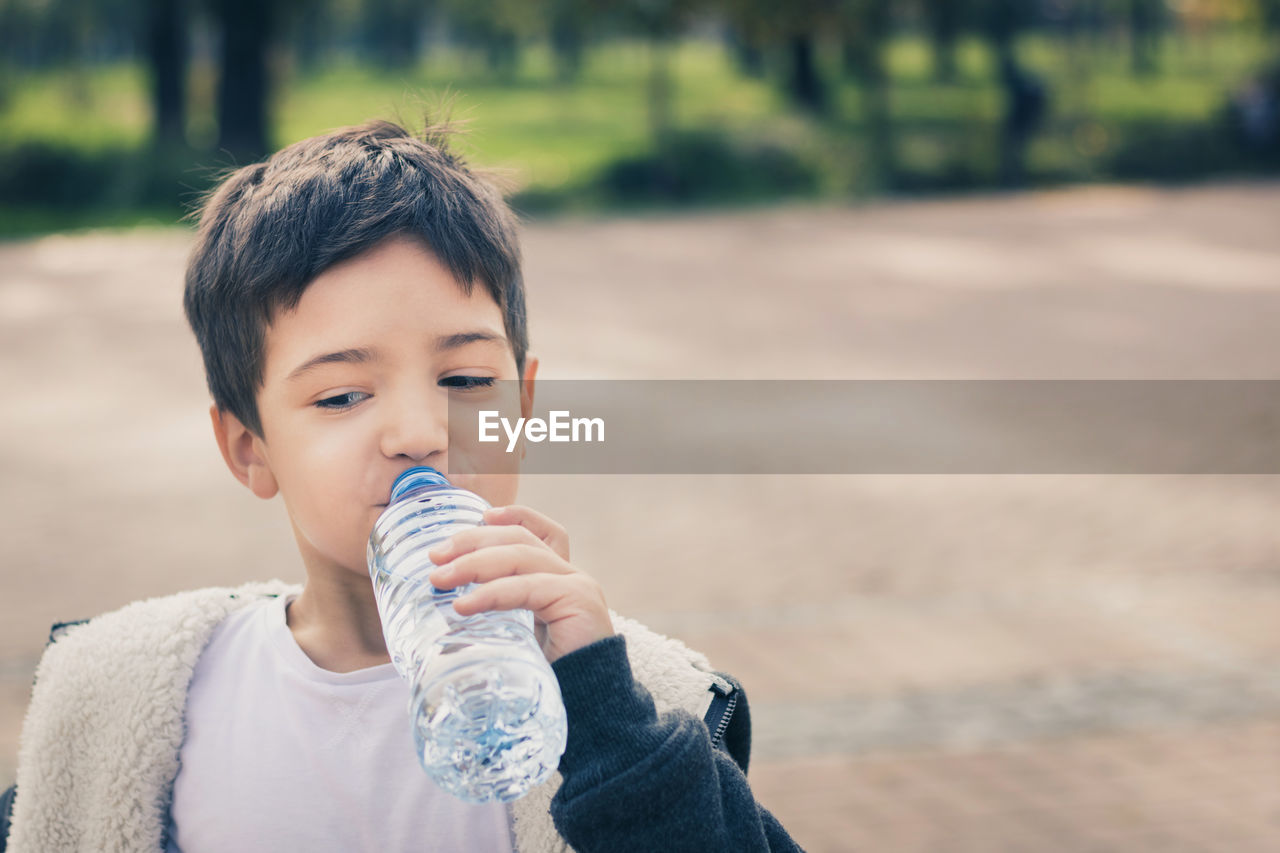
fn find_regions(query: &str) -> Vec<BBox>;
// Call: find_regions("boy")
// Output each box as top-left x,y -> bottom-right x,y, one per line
3,120 -> 800,852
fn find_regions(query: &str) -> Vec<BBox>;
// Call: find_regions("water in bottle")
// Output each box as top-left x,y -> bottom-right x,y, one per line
367,466 -> 567,803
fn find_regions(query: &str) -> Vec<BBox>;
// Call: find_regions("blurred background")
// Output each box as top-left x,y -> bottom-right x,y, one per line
2,0 -> 1280,230
3,2 -> 1280,851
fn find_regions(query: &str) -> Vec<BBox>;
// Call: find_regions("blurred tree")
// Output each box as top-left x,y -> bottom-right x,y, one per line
921,0 -> 964,82
1128,0 -> 1163,76
548,0 -> 592,83
840,0 -> 893,180
293,3 -> 332,71
443,0 -> 538,80
1260,0 -> 1280,50
361,0 -> 431,69
146,0 -> 188,146
0,0 -> 187,143
1075,0 -> 1108,53
208,0 -> 271,158
788,34 -> 822,112
5,0 -> 136,102
723,1 -> 893,177
724,0 -> 840,114
207,0 -> 313,159
613,0 -> 702,143
979,0 -> 1046,186
0,0 -> 40,68
780,0 -> 840,115
722,0 -> 769,78
1054,0 -> 1097,69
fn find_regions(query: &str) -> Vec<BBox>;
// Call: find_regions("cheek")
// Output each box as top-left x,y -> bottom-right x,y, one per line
449,393 -> 525,480
282,439 -> 373,548
449,419 -> 522,506
293,490 -> 352,540
307,418 -> 371,467
455,473 -> 521,509
296,493 -> 377,573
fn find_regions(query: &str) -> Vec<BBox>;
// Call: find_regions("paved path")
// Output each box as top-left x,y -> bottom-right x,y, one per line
3,183 -> 1279,849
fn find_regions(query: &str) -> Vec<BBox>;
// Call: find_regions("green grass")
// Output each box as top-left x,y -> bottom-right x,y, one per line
0,30 -> 1275,235
274,42 -> 788,194
0,64 -> 151,150
0,205 -> 179,241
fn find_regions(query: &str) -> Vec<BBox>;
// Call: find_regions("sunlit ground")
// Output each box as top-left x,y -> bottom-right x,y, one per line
2,181 -> 1279,849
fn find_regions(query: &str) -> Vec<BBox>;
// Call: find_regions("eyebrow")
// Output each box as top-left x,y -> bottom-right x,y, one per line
435,330 -> 508,351
284,331 -> 508,383
285,347 -> 376,383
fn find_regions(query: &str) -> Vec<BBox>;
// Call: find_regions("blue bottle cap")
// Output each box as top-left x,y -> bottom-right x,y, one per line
390,466 -> 450,501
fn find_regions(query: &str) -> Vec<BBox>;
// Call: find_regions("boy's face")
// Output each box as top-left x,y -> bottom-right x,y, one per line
213,233 -> 536,580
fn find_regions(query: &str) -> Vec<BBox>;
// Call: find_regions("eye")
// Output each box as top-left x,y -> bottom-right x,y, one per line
314,391 -> 369,410
440,376 -> 496,390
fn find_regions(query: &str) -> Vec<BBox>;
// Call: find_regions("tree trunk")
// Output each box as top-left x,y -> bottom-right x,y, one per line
147,0 -> 187,147
363,0 -> 423,70
550,9 -> 585,83
843,0 -> 894,186
1129,0 -> 1160,77
923,0 -> 961,83
987,4 -> 1046,189
647,37 -> 672,145
213,0 -> 273,161
295,13 -> 326,71
1266,0 -> 1280,62
484,30 -> 520,80
727,26 -> 765,79
787,35 -> 825,115
851,42 -> 892,185
864,71 -> 892,186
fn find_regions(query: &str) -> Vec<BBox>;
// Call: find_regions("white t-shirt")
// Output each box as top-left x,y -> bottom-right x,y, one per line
165,594 -> 513,853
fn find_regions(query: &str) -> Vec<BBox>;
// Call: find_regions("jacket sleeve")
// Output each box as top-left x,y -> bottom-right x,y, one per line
549,635 -> 803,853
1,783 -> 14,852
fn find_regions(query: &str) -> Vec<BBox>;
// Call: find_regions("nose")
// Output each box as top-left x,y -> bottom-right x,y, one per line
379,386 -> 449,466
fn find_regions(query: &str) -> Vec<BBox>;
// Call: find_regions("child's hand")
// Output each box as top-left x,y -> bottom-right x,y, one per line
426,505 -> 612,663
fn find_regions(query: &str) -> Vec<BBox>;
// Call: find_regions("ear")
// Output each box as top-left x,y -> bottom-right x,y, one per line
519,355 -> 539,420
518,356 -> 539,461
210,405 -> 278,500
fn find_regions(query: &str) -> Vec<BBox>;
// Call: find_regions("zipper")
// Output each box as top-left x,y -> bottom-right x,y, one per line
704,675 -> 738,750
48,619 -> 88,645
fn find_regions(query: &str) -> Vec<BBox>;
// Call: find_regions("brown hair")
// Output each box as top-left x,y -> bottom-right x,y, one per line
183,119 -> 527,437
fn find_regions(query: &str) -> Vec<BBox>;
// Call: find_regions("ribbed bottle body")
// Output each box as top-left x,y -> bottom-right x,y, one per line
367,467 -> 566,803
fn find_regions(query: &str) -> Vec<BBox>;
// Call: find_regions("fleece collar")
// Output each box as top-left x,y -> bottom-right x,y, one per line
9,582 -> 717,853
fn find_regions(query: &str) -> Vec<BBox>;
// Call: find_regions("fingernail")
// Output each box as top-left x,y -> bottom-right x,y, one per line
429,566 -> 451,583
430,541 -> 453,558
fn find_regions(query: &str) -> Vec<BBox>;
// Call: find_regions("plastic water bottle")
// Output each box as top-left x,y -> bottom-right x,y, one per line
367,466 -> 567,803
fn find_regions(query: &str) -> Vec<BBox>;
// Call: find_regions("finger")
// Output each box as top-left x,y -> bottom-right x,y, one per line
482,505 -> 570,560
428,543 -> 570,589
452,573 -> 578,620
427,523 -> 544,564
453,573 -> 614,662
